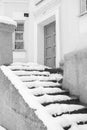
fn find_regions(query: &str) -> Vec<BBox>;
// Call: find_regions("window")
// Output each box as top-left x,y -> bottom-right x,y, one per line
13,22 -> 24,50
80,0 -> 87,14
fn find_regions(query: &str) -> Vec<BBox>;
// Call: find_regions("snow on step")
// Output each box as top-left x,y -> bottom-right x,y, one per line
19,74 -> 62,82
44,104 -> 86,116
13,70 -> 50,76
69,124 -> 87,130
36,94 -> 72,104
24,81 -> 60,89
8,62 -> 50,71
54,114 -> 87,128
29,87 -> 65,95
0,126 -> 6,130
1,65 -> 64,130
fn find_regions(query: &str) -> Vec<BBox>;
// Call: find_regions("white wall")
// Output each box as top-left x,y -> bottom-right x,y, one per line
60,0 -> 87,59
3,1 -> 29,63
28,0 -> 61,66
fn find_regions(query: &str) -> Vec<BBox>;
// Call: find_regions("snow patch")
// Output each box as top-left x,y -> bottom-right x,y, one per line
0,16 -> 17,26
36,94 -> 72,104
29,87 -> 64,95
19,75 -> 62,82
24,81 -> 60,88
69,124 -> 87,130
9,62 -> 50,71
0,126 -> 6,130
44,104 -> 85,116
54,114 -> 87,127
13,70 -> 50,76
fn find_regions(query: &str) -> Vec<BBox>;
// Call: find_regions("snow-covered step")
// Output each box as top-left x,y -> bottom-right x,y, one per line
45,68 -> 63,74
44,104 -> 87,117
54,114 -> 87,128
35,94 -> 79,106
13,70 -> 50,76
29,87 -> 69,96
69,124 -> 87,130
8,63 -> 50,71
19,74 -> 62,82
0,126 -> 6,130
23,81 -> 61,89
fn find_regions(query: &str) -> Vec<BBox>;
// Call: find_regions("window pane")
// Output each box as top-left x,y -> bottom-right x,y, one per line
15,33 -> 23,40
15,42 -> 24,49
15,23 -> 24,31
14,22 -> 24,50
81,0 -> 87,13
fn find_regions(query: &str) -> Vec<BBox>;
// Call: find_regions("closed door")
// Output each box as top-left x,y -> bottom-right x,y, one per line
44,21 -> 56,68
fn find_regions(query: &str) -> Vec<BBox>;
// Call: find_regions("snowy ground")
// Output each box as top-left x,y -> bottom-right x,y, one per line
0,126 -> 6,130
1,62 -> 87,130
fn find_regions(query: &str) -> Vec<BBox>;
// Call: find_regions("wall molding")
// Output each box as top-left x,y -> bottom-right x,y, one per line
32,0 -> 60,17
3,0 -> 29,4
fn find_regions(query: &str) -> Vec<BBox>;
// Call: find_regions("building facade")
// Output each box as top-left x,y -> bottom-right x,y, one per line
1,0 -> 87,67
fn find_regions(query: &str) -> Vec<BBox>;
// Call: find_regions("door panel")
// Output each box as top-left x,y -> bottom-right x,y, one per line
44,21 -> 56,68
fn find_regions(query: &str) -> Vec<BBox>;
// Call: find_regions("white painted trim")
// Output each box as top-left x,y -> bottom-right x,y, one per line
3,0 -> 29,4
34,22 -> 38,63
56,8 -> 61,67
33,0 -> 60,17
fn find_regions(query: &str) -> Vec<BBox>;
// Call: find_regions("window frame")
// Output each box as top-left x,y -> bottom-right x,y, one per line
80,0 -> 87,15
13,20 -> 25,51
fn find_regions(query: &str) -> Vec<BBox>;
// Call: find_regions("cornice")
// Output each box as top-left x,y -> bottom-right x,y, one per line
32,0 -> 61,17
2,0 -> 29,4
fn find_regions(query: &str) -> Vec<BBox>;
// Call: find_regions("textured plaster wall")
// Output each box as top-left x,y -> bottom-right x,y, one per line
63,48 -> 87,104
0,69 -> 47,130
0,29 -> 13,65
3,2 -> 29,63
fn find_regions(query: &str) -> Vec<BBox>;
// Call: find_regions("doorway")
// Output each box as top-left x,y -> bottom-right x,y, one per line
44,21 -> 56,67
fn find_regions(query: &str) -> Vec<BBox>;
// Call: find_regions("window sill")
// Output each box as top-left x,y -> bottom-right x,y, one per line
79,11 -> 87,17
13,49 -> 26,52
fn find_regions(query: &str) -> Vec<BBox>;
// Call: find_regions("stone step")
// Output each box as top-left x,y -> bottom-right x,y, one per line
44,104 -> 87,118
52,107 -> 87,117
19,76 -> 59,82
45,68 -> 63,75
42,99 -> 80,106
63,121 -> 87,130
14,70 -> 50,76
36,95 -> 79,106
29,86 -> 69,96
43,85 -> 62,89
34,90 -> 69,97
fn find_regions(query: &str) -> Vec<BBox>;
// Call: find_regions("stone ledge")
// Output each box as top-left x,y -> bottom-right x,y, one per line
0,68 -> 47,130
63,48 -> 87,104
64,48 -> 87,61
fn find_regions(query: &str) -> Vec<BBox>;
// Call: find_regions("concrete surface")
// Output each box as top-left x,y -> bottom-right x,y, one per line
63,48 -> 87,104
0,69 -> 47,130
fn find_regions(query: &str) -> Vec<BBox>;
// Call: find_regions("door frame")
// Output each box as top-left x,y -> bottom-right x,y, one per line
34,8 -> 61,67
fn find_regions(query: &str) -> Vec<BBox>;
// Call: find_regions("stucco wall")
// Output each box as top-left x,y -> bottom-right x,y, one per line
0,68 -> 47,130
63,48 -> 87,104
0,31 -> 12,65
2,1 -> 29,63
60,0 -> 87,59
0,21 -> 16,65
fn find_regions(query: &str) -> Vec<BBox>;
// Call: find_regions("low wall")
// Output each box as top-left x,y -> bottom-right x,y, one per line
0,68 -> 46,130
0,17 -> 16,65
63,48 -> 87,104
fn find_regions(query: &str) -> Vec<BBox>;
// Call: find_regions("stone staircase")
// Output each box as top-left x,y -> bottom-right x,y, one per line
1,63 -> 87,130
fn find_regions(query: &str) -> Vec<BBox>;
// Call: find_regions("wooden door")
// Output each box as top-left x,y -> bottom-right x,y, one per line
44,21 -> 56,68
